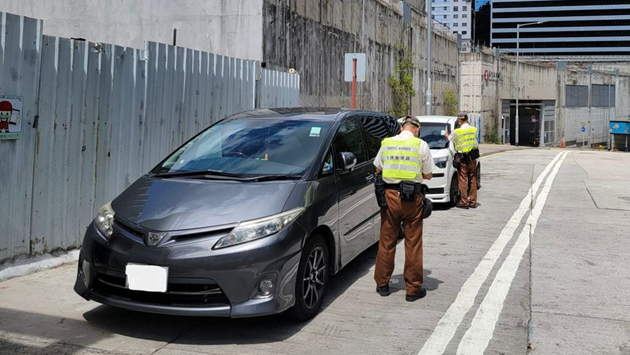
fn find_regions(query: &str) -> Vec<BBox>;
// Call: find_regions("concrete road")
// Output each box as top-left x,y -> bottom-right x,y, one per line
1,149 -> 629,355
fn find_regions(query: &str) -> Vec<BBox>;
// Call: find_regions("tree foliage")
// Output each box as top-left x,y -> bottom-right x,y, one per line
444,90 -> 458,116
388,43 -> 415,118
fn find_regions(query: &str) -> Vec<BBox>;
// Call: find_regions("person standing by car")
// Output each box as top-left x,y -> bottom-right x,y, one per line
445,112 -> 479,209
373,116 -> 434,302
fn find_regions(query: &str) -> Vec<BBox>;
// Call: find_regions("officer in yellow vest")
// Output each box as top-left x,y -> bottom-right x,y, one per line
373,116 -> 435,301
445,112 -> 479,209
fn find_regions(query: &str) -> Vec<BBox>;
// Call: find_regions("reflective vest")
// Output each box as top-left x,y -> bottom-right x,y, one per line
454,126 -> 479,153
381,137 -> 422,181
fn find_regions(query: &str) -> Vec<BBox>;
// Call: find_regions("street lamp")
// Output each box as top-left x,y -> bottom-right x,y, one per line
515,21 -> 545,146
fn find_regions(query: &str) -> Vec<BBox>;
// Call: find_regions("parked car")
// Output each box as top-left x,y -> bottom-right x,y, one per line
399,116 -> 481,207
74,108 -> 401,320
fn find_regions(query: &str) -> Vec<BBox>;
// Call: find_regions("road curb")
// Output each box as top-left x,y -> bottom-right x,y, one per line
0,250 -> 79,283
480,147 -> 527,158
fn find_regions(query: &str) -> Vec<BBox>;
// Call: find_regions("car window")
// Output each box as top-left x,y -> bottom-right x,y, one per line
321,150 -> 334,176
154,119 -> 332,176
360,115 -> 394,159
333,118 -> 367,166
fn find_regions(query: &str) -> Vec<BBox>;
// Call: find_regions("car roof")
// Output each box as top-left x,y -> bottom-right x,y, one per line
414,115 -> 457,124
226,108 -> 389,122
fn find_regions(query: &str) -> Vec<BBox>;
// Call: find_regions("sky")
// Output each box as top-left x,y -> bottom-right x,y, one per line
476,0 -> 490,10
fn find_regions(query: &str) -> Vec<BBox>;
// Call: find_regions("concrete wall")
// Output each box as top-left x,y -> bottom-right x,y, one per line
261,0 -> 459,115
0,0 -> 264,61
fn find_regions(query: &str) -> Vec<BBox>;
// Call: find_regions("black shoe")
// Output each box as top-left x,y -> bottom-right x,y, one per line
406,288 -> 427,302
376,285 -> 390,297
456,203 -> 469,209
470,203 -> 477,209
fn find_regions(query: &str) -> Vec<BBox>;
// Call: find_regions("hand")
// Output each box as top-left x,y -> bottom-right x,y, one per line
445,132 -> 450,139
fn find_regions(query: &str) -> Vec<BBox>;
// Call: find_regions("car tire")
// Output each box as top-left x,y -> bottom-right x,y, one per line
449,173 -> 459,208
476,163 -> 481,190
287,235 -> 329,321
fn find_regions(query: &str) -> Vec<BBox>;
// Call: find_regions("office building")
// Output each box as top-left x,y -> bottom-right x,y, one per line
491,0 -> 630,56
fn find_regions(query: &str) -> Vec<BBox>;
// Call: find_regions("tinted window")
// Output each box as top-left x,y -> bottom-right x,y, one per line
333,118 -> 367,166
154,118 -> 332,176
361,116 -> 395,159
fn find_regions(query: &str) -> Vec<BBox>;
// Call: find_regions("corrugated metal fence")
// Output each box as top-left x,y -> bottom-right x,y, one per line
0,12 -> 300,262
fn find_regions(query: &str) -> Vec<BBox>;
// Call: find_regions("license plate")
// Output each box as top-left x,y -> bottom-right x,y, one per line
125,263 -> 168,292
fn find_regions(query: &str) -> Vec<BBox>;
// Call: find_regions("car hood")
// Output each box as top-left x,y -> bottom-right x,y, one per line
430,147 -> 452,159
112,175 -> 296,231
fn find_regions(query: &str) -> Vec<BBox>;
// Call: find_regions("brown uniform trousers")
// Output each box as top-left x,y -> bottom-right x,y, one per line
458,158 -> 478,206
374,189 -> 424,296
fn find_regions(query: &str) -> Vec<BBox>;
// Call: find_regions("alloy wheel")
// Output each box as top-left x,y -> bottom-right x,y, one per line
302,246 -> 327,309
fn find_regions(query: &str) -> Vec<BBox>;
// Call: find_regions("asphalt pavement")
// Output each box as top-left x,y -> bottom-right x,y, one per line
0,148 -> 629,355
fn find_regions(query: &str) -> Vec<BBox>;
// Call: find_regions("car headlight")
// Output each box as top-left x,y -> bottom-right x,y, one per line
214,207 -> 305,249
434,157 -> 448,169
94,202 -> 115,239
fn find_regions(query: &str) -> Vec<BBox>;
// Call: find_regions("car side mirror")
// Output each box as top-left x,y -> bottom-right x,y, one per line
340,152 -> 357,171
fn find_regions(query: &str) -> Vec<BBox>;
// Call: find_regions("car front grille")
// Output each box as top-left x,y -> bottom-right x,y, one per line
93,272 -> 230,307
426,188 -> 445,195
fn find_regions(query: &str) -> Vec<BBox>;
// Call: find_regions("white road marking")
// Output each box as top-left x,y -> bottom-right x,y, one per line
455,151 -> 569,355
418,151 -> 566,355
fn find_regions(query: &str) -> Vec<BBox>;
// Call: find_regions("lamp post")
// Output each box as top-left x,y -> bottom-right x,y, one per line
516,21 -> 545,146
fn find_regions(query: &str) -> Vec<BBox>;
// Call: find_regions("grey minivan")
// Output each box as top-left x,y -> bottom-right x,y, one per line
74,108 -> 401,320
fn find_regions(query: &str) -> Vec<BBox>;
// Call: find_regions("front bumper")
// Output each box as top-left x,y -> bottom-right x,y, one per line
425,170 -> 450,203
74,220 -> 305,317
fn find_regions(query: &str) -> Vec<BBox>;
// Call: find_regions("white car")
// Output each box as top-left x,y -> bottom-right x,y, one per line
400,116 -> 481,207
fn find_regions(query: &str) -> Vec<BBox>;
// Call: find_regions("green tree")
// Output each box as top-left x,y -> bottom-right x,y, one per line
388,43 -> 415,118
444,90 -> 458,116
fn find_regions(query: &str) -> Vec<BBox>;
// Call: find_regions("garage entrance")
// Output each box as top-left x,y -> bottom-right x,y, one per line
508,100 -> 542,147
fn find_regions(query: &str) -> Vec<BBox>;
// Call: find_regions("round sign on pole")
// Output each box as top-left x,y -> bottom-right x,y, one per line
581,126 -> 586,133
484,70 -> 489,82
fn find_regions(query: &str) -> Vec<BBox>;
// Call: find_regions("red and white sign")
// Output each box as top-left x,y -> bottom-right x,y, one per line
484,70 -> 490,82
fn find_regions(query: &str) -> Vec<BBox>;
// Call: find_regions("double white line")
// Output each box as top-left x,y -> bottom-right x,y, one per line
419,151 -> 570,355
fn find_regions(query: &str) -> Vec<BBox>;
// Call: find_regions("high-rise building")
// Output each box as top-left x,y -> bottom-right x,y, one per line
431,0 -> 475,49
491,0 -> 630,56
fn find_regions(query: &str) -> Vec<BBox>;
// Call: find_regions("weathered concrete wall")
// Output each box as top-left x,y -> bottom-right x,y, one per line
0,0 -> 264,61
261,0 -> 459,115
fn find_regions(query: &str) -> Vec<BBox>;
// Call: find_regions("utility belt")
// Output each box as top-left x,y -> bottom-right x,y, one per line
454,148 -> 480,168
385,182 -> 423,201
375,177 -> 432,219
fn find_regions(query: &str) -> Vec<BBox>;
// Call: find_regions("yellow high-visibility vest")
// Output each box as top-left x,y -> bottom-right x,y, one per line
381,137 -> 422,180
454,126 -> 479,153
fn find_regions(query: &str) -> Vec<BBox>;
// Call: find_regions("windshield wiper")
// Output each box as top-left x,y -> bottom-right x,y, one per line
153,170 -> 249,179
251,174 -> 303,182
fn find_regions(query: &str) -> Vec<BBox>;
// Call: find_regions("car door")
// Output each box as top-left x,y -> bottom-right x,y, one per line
333,117 -> 377,267
360,114 -> 399,244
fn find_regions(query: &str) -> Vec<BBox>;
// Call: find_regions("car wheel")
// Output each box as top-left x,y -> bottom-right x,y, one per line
288,235 -> 329,321
476,163 -> 481,190
449,173 -> 460,208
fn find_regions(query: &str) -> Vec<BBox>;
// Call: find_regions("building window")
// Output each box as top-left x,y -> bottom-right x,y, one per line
566,86 -> 589,107
432,7 -> 435,10
463,23 -> 467,27
443,7 -> 447,10
453,6 -> 458,11
462,31 -> 467,35
454,23 -> 459,27
463,6 -> 467,11
462,14 -> 467,18
454,14 -> 459,19
592,85 -> 616,107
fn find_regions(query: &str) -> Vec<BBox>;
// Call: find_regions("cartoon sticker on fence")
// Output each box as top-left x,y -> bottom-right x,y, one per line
0,95 -> 22,140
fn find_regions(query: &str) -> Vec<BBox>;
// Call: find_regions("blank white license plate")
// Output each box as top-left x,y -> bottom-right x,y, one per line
125,263 -> 168,293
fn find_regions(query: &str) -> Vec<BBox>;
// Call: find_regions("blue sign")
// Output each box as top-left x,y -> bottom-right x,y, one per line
581,126 -> 586,133
610,121 -> 630,135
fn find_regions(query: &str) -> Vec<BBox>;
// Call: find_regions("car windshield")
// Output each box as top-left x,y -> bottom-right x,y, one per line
153,118 -> 332,176
420,123 -> 449,149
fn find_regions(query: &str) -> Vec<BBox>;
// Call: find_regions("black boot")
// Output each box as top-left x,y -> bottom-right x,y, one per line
406,288 -> 427,302
376,284 -> 390,297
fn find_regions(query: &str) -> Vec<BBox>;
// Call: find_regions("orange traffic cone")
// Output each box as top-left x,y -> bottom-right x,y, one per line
560,137 -> 565,148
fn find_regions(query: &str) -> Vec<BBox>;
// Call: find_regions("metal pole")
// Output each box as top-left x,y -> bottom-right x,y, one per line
516,25 -> 520,146
425,1 -> 432,115
608,75 -> 611,149
588,66 -> 592,149
352,58 -> 357,109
